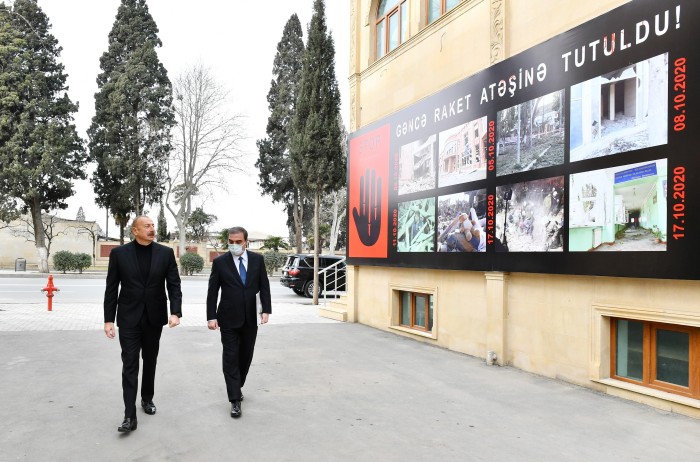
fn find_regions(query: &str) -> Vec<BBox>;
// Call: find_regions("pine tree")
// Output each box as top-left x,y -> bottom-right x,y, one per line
157,204 -> 168,242
256,14 -> 307,252
88,0 -> 174,243
289,0 -> 345,304
0,0 -> 87,272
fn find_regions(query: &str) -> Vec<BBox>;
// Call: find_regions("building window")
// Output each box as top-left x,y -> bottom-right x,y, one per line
462,145 -> 470,166
400,291 -> 433,332
427,0 -> 462,25
375,0 -> 408,60
611,318 -> 699,398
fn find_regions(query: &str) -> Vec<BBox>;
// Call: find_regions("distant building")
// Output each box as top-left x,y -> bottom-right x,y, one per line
0,215 -> 99,269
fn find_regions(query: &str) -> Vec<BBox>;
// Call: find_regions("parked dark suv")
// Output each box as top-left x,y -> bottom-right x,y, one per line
280,254 -> 346,298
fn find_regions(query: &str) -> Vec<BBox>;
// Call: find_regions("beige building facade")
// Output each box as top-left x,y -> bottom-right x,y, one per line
0,216 -> 99,270
345,0 -> 700,418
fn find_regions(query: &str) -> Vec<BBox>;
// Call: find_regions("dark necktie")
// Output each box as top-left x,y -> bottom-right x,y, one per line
239,258 -> 247,285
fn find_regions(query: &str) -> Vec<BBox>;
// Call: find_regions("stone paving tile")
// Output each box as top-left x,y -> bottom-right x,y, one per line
0,301 -> 337,331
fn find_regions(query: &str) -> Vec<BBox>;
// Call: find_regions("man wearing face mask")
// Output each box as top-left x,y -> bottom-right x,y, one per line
207,226 -> 271,418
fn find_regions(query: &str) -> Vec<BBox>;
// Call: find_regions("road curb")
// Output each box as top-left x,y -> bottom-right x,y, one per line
0,272 -> 282,281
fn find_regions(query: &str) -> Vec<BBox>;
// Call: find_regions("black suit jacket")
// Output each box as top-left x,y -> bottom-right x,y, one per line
207,251 -> 272,328
103,241 -> 183,328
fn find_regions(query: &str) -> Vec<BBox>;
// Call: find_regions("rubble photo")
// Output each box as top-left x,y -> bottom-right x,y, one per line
495,176 -> 565,252
397,197 -> 436,252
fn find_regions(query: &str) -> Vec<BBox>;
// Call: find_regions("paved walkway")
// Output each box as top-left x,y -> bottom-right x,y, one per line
1,284 -> 699,461
0,301 -> 333,331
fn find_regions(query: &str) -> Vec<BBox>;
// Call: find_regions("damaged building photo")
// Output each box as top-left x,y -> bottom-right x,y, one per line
569,159 -> 667,251
438,117 -> 488,187
496,89 -> 566,176
569,53 -> 668,162
398,136 -> 436,195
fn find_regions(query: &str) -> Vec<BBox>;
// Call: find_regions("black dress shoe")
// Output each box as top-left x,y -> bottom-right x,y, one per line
118,417 -> 137,433
141,400 -> 156,415
231,400 -> 242,418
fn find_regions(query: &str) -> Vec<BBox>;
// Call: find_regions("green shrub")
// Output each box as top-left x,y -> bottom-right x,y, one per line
53,251 -> 93,273
180,253 -> 204,276
53,251 -> 75,274
262,251 -> 285,276
75,253 -> 92,273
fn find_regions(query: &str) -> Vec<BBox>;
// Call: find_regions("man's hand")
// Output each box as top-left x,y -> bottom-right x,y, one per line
207,320 -> 218,330
104,322 -> 115,339
260,313 -> 270,324
168,314 -> 180,328
352,169 -> 382,246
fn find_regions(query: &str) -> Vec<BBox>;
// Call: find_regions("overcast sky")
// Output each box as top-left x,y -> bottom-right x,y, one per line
36,0 -> 350,239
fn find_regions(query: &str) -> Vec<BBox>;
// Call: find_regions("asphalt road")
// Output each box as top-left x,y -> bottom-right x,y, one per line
0,276 -> 312,305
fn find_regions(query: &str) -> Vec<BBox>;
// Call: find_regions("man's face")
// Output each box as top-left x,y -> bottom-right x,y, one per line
228,232 -> 247,250
133,217 -> 156,244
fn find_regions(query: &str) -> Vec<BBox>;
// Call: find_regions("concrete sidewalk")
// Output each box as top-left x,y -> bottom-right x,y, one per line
1,312 -> 698,461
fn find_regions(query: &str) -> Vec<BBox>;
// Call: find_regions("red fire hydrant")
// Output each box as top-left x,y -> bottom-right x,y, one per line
41,275 -> 59,312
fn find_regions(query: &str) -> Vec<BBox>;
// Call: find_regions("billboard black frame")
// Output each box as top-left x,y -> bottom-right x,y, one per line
347,0 -> 697,280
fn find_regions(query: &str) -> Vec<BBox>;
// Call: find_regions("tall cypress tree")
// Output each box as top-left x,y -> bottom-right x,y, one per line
256,14 -> 307,252
88,0 -> 174,243
0,0 -> 86,272
289,0 -> 345,303
157,203 -> 168,241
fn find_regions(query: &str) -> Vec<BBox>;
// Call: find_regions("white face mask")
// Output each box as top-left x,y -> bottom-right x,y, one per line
229,244 -> 244,257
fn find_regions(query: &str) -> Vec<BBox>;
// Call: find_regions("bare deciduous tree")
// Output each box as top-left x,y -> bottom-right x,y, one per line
66,218 -> 101,266
165,64 -> 247,258
325,188 -> 346,254
10,214 -> 67,263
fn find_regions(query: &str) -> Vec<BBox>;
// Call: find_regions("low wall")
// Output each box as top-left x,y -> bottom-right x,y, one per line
96,240 -> 226,267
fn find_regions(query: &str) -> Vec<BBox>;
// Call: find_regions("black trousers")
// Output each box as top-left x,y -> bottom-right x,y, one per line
220,326 -> 258,402
118,313 -> 163,418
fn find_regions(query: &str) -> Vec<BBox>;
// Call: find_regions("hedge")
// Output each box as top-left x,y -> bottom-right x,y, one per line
52,251 -> 92,274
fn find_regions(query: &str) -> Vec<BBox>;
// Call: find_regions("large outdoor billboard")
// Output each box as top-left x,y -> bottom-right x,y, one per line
347,0 -> 698,279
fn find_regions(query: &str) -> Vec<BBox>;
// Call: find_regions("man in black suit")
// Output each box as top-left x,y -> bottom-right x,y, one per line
207,226 -> 271,418
103,216 -> 182,433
